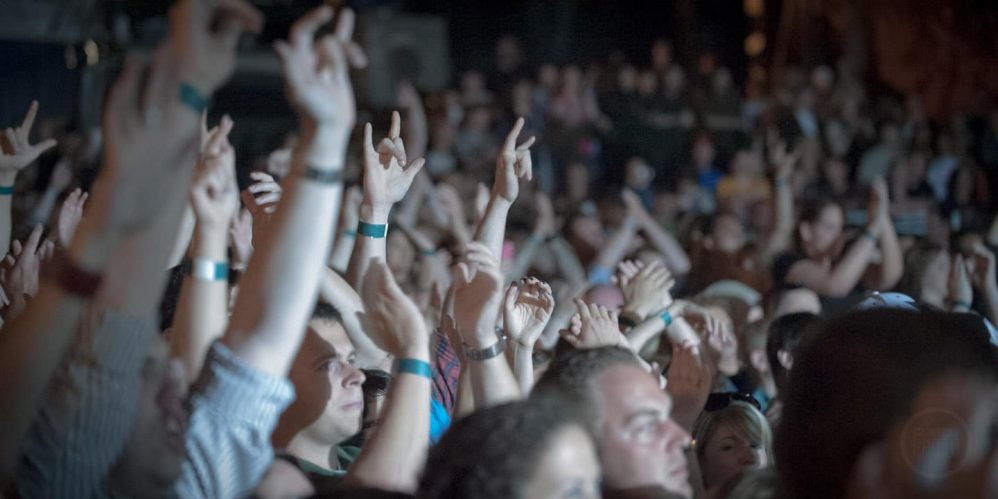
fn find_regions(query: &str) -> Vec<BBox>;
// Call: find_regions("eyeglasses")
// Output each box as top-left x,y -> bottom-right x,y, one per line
704,392 -> 762,412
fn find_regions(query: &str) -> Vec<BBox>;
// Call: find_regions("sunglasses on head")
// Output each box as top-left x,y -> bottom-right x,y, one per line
704,392 -> 761,412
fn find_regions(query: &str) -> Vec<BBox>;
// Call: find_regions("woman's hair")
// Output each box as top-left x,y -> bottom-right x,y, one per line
417,399 -> 590,499
793,196 -> 841,250
897,241 -> 946,299
691,401 -> 774,482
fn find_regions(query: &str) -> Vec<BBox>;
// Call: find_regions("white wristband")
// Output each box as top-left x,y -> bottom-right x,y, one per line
192,259 -> 229,281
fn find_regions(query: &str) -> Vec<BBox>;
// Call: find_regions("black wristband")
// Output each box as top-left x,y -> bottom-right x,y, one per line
303,167 -> 342,184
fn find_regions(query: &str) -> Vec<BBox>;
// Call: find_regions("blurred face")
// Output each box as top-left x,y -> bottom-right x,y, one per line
111,338 -> 190,495
693,138 -> 716,166
712,214 -> 746,253
570,215 -> 604,249
522,425 -> 602,499
287,319 -> 365,447
597,365 -> 693,497
801,204 -> 844,257
700,423 -> 769,489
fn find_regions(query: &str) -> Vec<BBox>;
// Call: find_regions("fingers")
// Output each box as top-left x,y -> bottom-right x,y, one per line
403,158 -> 425,182
217,0 -> 264,35
204,115 -> 234,155
333,7 -> 356,44
105,53 -> 143,133
504,282 -> 519,312
23,224 -> 43,255
20,101 -> 39,135
290,5 -> 333,49
388,110 -> 401,139
502,117 -> 525,152
143,43 -> 173,118
376,138 -> 406,165
363,122 -> 375,155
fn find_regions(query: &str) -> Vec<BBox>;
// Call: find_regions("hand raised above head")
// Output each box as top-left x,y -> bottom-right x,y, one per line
0,101 -> 58,184
503,277 -> 555,349
360,258 -> 429,359
170,0 -> 263,97
361,111 -> 425,208
493,118 -> 535,202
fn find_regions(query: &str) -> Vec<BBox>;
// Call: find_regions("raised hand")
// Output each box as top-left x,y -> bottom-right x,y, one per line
969,243 -> 997,293
1,224 -> 44,318
769,137 -> 802,181
241,171 -> 283,238
229,207 -> 253,269
0,101 -> 57,185
503,277 -> 555,349
621,189 -> 648,222
451,242 -> 505,350
493,118 -> 535,202
55,188 -> 88,249
49,158 -> 74,193
360,259 -> 430,359
949,254 -> 974,310
191,116 -> 239,230
665,343 -> 714,432
274,5 -> 362,133
169,0 -> 263,96
704,316 -> 739,376
563,299 -> 624,349
615,259 -> 675,318
866,176 -> 891,236
362,111 -> 426,208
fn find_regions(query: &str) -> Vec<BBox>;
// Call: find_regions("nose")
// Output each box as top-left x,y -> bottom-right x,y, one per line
739,446 -> 759,467
664,417 -> 692,449
344,364 -> 366,388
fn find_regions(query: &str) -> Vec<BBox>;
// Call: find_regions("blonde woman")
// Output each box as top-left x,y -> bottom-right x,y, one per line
689,395 -> 773,499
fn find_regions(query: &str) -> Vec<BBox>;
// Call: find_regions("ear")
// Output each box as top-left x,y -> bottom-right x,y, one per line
777,349 -> 794,371
749,349 -> 769,374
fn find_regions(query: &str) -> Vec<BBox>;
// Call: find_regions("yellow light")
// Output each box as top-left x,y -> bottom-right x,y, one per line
744,32 -> 766,57
744,0 -> 765,18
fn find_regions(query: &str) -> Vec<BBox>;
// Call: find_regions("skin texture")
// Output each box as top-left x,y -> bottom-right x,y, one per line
699,424 -> 768,491
597,364 -> 693,498
521,425 -> 602,499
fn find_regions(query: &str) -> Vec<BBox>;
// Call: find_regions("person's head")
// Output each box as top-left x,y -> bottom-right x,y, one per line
108,336 -> 190,497
651,39 -> 673,70
274,302 -> 365,450
703,213 -> 747,254
617,64 -> 638,93
692,132 -> 716,167
898,242 -> 949,306
692,399 -> 773,491
797,197 -> 844,259
532,347 -> 693,497
664,66 -> 686,96
776,309 -> 998,499
637,69 -> 659,97
768,286 -> 822,318
765,312 -> 821,394
418,399 -> 601,499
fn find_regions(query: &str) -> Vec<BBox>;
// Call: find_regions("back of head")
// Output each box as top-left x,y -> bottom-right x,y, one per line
775,309 -> 998,499
530,346 -> 641,431
765,312 -> 822,389
417,398 -> 585,499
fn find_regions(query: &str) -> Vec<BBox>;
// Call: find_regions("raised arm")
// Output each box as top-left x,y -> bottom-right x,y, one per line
473,118 -> 534,258
762,138 -> 800,263
505,191 -> 558,281
222,5 -> 353,378
169,116 -> 240,381
318,266 -> 388,369
622,190 -> 691,275
0,101 -> 58,255
346,260 -> 430,492
502,277 -> 554,392
864,177 -> 904,290
452,242 -> 521,407
345,111 -> 425,294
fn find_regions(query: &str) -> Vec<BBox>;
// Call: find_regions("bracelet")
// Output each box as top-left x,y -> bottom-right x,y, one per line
0,185 -> 13,195
395,358 -> 432,380
463,336 -> 507,361
659,310 -> 674,328
420,249 -> 436,257
179,82 -> 209,113
950,299 -> 972,311
358,221 -> 388,238
191,259 -> 229,281
862,230 -> 878,244
43,249 -> 103,298
303,166 -> 342,184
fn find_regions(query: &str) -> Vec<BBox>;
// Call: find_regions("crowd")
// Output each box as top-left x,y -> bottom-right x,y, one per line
0,1 -> 997,498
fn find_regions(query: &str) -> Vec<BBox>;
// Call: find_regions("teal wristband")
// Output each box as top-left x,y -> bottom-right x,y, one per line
395,358 -> 432,380
358,221 -> 388,238
862,230 -> 878,244
192,259 -> 229,281
659,310 -> 674,328
951,299 -> 972,311
179,82 -> 209,113
0,185 -> 13,195
420,249 -> 436,257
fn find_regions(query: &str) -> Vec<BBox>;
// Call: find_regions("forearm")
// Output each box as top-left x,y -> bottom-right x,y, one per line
638,217 -> 691,275
473,195 -> 512,261
26,185 -> 59,227
454,368 -> 475,417
765,180 -> 795,261
167,207 -> 196,268
328,229 -> 355,273
512,344 -> 534,394
468,355 -> 521,408
346,347 -> 431,493
873,221 -> 903,290
319,267 -> 387,368
593,218 -> 638,272
224,127 -> 344,378
169,227 -> 230,381
824,236 -> 877,296
346,202 -> 390,293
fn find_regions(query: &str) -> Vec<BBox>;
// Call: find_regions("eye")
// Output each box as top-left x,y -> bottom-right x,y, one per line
348,354 -> 357,366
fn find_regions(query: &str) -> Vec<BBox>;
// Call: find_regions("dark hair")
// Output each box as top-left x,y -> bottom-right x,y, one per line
311,300 -> 343,324
765,312 -> 822,391
417,399 -> 591,499
775,309 -> 998,499
159,264 -> 189,332
897,241 -> 947,299
793,197 -> 841,251
531,346 -> 640,433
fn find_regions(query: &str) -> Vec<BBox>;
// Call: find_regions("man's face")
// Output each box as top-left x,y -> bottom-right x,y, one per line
597,365 -> 693,498
112,337 -> 190,494
287,319 -> 366,447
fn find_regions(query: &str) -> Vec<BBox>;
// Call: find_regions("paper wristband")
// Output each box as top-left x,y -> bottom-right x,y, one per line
192,259 -> 229,281
358,221 -> 388,238
659,310 -> 674,328
396,358 -> 432,380
179,82 -> 209,113
0,185 -> 13,195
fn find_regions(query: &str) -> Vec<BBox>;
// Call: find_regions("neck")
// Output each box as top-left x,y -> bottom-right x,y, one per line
287,433 -> 339,471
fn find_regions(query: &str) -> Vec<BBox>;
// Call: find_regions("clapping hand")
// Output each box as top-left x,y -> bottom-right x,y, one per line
563,299 -> 624,349
503,277 -> 555,350
451,242 -> 505,350
615,259 -> 675,318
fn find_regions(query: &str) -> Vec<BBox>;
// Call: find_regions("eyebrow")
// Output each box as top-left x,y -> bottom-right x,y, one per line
624,409 -> 662,425
312,351 -> 340,369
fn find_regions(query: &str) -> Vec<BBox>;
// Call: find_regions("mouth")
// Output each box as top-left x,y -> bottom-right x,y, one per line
342,401 -> 364,412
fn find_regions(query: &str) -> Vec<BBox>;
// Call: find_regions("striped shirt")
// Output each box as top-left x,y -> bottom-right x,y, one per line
15,307 -> 294,498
